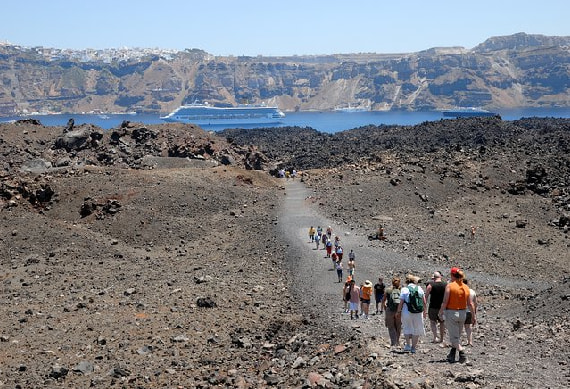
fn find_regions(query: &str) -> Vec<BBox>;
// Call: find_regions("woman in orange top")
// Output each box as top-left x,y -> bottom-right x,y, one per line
360,280 -> 373,319
438,267 -> 476,363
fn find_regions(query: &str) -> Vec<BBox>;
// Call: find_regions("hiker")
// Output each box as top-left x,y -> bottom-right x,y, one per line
463,279 -> 478,346
377,225 -> 386,240
438,267 -> 476,363
382,276 -> 402,347
348,278 -> 360,320
335,245 -> 343,261
425,271 -> 447,343
331,252 -> 338,270
308,226 -> 316,242
315,231 -> 321,249
396,274 -> 426,353
326,226 -> 332,238
342,276 -> 352,313
374,277 -> 385,315
347,255 -> 356,278
321,232 -> 327,249
325,237 -> 333,258
361,280 -> 373,319
335,259 -> 343,283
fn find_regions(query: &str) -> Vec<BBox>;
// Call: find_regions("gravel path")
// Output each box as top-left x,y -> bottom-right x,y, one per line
278,180 -> 538,322
278,179 -> 552,346
278,179 -> 430,343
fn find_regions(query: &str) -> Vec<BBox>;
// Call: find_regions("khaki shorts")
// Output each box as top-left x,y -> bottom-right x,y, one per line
444,309 -> 467,345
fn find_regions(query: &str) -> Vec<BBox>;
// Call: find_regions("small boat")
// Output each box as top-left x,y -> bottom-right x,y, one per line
334,104 -> 371,113
442,107 -> 498,118
160,102 -> 285,125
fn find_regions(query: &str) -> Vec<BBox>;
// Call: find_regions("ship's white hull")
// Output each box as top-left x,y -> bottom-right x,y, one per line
161,103 -> 285,125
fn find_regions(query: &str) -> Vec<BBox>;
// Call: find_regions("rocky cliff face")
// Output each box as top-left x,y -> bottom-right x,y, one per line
0,33 -> 568,116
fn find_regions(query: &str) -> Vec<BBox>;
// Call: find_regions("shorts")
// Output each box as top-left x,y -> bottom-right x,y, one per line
444,309 -> 467,345
375,293 -> 384,303
401,311 -> 426,336
349,302 -> 359,311
361,299 -> 370,304
465,311 -> 473,324
429,307 -> 443,322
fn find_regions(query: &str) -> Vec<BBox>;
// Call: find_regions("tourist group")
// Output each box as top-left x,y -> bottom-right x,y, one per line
308,226 -> 478,363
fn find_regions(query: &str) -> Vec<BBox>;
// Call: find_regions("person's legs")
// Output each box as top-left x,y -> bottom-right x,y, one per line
385,311 -> 398,346
465,323 -> 472,345
439,321 -> 445,343
430,320 -> 438,342
444,310 -> 461,362
411,335 -> 419,352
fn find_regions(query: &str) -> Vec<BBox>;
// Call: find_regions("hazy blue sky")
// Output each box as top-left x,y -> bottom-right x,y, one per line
1,0 -> 568,55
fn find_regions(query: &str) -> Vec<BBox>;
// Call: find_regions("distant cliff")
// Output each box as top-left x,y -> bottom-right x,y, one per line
0,32 -> 568,116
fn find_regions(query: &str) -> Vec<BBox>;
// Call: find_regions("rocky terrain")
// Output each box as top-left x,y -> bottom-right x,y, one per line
0,116 -> 569,388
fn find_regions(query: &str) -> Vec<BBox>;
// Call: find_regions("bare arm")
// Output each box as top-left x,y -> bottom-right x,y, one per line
424,284 -> 432,306
396,298 -> 404,317
438,284 -> 451,317
468,292 -> 477,324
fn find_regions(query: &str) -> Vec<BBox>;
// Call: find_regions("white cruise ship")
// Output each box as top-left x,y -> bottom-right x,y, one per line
160,102 -> 285,125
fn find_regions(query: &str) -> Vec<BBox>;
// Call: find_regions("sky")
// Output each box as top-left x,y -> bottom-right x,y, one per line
1,0 -> 568,56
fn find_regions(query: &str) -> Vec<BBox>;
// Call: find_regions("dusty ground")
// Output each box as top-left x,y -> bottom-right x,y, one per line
0,117 -> 569,388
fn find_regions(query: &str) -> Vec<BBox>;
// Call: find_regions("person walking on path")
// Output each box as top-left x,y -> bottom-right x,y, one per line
397,274 -> 426,353
315,232 -> 321,250
335,260 -> 343,283
335,245 -> 343,261
361,280 -> 374,319
326,226 -> 333,239
348,279 -> 361,320
374,277 -> 385,315
347,256 -> 356,278
382,277 -> 402,348
325,237 -> 333,258
321,232 -> 327,249
438,267 -> 476,363
342,277 -> 352,313
463,279 -> 478,346
331,252 -> 338,270
308,226 -> 316,242
425,271 -> 447,343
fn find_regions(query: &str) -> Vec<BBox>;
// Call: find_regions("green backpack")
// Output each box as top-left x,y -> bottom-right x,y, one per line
387,288 -> 401,312
406,285 -> 424,313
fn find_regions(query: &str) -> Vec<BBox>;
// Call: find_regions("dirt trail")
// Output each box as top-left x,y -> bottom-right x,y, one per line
278,179 -> 566,388
279,180 -> 539,319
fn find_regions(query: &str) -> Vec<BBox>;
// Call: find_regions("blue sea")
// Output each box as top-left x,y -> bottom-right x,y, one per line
2,108 -> 570,134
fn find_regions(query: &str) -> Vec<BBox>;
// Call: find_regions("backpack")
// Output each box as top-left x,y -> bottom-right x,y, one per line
387,288 -> 401,312
406,285 -> 424,313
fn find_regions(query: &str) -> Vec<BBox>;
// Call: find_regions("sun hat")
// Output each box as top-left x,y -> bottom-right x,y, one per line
432,271 -> 442,279
406,274 -> 420,284
364,280 -> 373,288
450,267 -> 460,275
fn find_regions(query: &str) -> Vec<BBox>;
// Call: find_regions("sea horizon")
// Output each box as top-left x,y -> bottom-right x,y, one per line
2,107 -> 570,133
